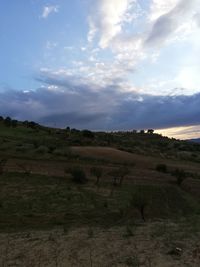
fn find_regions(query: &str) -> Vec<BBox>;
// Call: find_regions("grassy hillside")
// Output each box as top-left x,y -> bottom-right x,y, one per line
1,118 -> 200,266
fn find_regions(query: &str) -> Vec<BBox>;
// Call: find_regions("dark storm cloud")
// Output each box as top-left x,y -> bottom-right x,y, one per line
111,94 -> 200,129
1,70 -> 200,130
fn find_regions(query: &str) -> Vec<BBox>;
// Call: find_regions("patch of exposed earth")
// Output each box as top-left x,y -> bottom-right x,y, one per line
0,222 -> 200,267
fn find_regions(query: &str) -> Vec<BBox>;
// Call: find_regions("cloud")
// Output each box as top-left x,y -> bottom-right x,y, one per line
149,0 -> 180,21
145,0 -> 198,46
194,13 -> 200,27
1,71 -> 200,131
41,5 -> 59,19
46,41 -> 58,49
88,0 -> 133,48
85,0 -> 200,96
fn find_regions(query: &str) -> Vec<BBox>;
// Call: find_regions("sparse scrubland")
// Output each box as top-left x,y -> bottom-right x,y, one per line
0,118 -> 200,266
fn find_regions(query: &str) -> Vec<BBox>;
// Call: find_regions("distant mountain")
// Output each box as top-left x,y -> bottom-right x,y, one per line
188,138 -> 200,143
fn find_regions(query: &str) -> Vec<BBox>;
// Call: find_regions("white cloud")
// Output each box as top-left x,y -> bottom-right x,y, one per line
88,0 -> 134,48
145,0 -> 199,47
41,5 -> 59,19
46,41 -> 58,49
149,0 -> 179,21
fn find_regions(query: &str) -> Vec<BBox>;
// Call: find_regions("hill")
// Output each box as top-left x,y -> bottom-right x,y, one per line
188,138 -> 200,143
0,117 -> 200,266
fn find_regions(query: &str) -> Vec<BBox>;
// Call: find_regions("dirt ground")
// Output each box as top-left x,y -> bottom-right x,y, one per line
0,223 -> 200,267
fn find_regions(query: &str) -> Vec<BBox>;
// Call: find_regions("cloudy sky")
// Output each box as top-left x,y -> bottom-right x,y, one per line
1,0 -> 200,139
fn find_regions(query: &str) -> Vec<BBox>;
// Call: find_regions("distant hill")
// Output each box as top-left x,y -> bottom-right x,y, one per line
188,138 -> 200,143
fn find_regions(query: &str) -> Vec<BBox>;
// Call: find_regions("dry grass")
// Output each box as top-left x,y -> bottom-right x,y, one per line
0,223 -> 200,267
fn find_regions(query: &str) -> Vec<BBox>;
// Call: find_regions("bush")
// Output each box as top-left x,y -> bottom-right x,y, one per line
171,168 -> 187,186
90,167 -> 102,185
156,163 -> 168,173
53,147 -> 71,157
35,145 -> 49,154
0,159 -> 7,175
16,143 -> 34,152
68,167 -> 87,184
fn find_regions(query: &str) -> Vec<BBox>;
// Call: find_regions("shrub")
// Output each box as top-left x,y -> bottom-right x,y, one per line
68,167 -> 87,184
35,145 -> 49,154
156,163 -> 168,173
172,168 -> 187,186
90,167 -> 102,185
4,117 -> 12,127
16,143 -> 34,152
82,130 -> 94,139
53,147 -> 72,157
0,159 -> 7,175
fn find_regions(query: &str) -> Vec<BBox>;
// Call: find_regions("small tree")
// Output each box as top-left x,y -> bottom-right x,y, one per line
90,167 -> 102,185
130,188 -> 148,222
118,166 -> 130,186
108,169 -> 119,186
147,129 -> 154,134
11,120 -> 18,127
4,117 -> 12,127
82,129 -> 94,139
108,166 -> 130,186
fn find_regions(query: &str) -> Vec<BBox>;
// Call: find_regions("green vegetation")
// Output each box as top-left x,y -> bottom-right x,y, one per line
68,166 -> 88,184
90,166 -> 103,185
156,163 -> 168,173
0,116 -> 200,236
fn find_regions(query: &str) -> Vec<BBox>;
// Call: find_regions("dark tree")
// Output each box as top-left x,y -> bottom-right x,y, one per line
4,117 -> 12,127
130,188 -> 148,222
147,129 -> 154,134
118,166 -> 130,186
11,120 -> 18,127
82,130 -> 94,139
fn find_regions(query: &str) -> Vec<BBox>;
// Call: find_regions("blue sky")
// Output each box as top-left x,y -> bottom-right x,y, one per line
0,0 -> 200,139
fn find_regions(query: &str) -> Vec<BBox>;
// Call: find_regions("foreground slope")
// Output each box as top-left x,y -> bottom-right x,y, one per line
0,119 -> 200,266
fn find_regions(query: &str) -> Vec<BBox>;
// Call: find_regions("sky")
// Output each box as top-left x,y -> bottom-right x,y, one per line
0,0 -> 200,139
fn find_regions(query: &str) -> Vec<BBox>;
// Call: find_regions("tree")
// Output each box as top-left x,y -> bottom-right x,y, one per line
130,188 -> 148,222
147,129 -> 154,134
11,119 -> 18,127
108,166 -> 130,186
118,166 -> 130,186
140,130 -> 145,134
90,167 -> 103,185
4,116 -> 12,127
108,169 -> 119,186
82,129 -> 94,139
